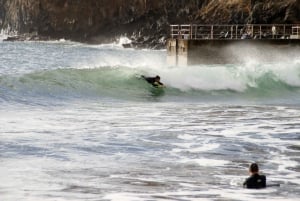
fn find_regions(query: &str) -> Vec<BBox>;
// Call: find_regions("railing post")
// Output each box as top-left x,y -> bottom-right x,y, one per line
211,25 -> 214,39
260,25 -> 261,39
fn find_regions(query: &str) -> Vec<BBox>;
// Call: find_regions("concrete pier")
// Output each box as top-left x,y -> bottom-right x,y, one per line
167,24 -> 300,65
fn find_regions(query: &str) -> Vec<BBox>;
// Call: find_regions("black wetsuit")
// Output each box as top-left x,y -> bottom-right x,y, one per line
142,76 -> 164,88
243,174 -> 266,189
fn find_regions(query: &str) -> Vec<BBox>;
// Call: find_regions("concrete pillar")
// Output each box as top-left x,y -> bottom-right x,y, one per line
166,39 -> 178,66
177,39 -> 189,66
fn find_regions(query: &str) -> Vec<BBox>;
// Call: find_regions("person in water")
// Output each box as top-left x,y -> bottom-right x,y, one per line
243,163 -> 266,189
142,75 -> 165,88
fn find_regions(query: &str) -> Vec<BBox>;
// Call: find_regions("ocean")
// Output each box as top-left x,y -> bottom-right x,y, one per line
0,38 -> 299,201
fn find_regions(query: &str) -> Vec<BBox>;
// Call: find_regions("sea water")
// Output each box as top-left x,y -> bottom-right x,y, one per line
0,39 -> 300,201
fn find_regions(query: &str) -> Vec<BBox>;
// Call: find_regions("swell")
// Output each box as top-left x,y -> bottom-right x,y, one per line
0,65 -> 300,103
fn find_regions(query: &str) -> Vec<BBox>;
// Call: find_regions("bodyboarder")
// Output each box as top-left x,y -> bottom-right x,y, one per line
141,75 -> 165,88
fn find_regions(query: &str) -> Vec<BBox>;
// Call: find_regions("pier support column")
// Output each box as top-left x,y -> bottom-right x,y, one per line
166,39 -> 190,66
177,39 -> 188,66
166,39 -> 178,66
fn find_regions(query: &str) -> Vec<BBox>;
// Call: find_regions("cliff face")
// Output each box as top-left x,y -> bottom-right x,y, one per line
0,0 -> 300,47
0,0 -> 206,46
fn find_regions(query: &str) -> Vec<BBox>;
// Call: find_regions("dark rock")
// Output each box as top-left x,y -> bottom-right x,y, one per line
3,36 -> 20,41
122,43 -> 132,48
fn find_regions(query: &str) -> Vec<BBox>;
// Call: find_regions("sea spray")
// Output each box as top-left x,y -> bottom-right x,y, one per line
0,28 -> 9,41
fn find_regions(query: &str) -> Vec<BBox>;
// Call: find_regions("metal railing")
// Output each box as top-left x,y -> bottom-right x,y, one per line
170,24 -> 300,40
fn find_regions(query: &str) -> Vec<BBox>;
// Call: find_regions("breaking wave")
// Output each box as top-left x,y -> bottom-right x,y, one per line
1,63 -> 300,104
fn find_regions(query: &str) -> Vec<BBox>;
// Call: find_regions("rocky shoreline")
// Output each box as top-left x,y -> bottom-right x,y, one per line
1,0 -> 300,49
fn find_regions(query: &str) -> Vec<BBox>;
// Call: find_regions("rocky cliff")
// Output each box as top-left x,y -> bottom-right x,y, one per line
0,0 -> 300,48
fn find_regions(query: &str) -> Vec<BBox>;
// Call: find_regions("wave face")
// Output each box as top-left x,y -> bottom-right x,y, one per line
0,67 -> 150,102
1,64 -> 300,104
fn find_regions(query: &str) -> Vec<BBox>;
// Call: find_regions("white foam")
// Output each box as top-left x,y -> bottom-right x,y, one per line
85,36 -> 133,50
177,134 -> 197,140
157,66 -> 248,92
117,36 -> 132,47
103,193 -> 142,201
172,143 -> 219,153
180,158 -> 229,166
153,59 -> 300,92
272,63 -> 300,87
103,191 -> 213,201
189,144 -> 220,153
0,29 -> 9,41
172,142 -> 193,148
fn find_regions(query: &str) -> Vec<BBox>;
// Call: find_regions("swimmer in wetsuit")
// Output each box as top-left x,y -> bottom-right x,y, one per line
142,75 -> 165,88
243,163 -> 266,189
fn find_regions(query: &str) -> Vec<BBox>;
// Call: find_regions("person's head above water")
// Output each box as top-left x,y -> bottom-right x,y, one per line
249,163 -> 259,174
244,163 -> 267,189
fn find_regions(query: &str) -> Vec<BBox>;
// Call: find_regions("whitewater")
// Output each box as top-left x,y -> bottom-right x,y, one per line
0,38 -> 299,201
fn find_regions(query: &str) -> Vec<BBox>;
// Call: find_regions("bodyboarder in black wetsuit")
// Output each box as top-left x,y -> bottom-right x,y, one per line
243,163 -> 266,189
142,75 -> 165,88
